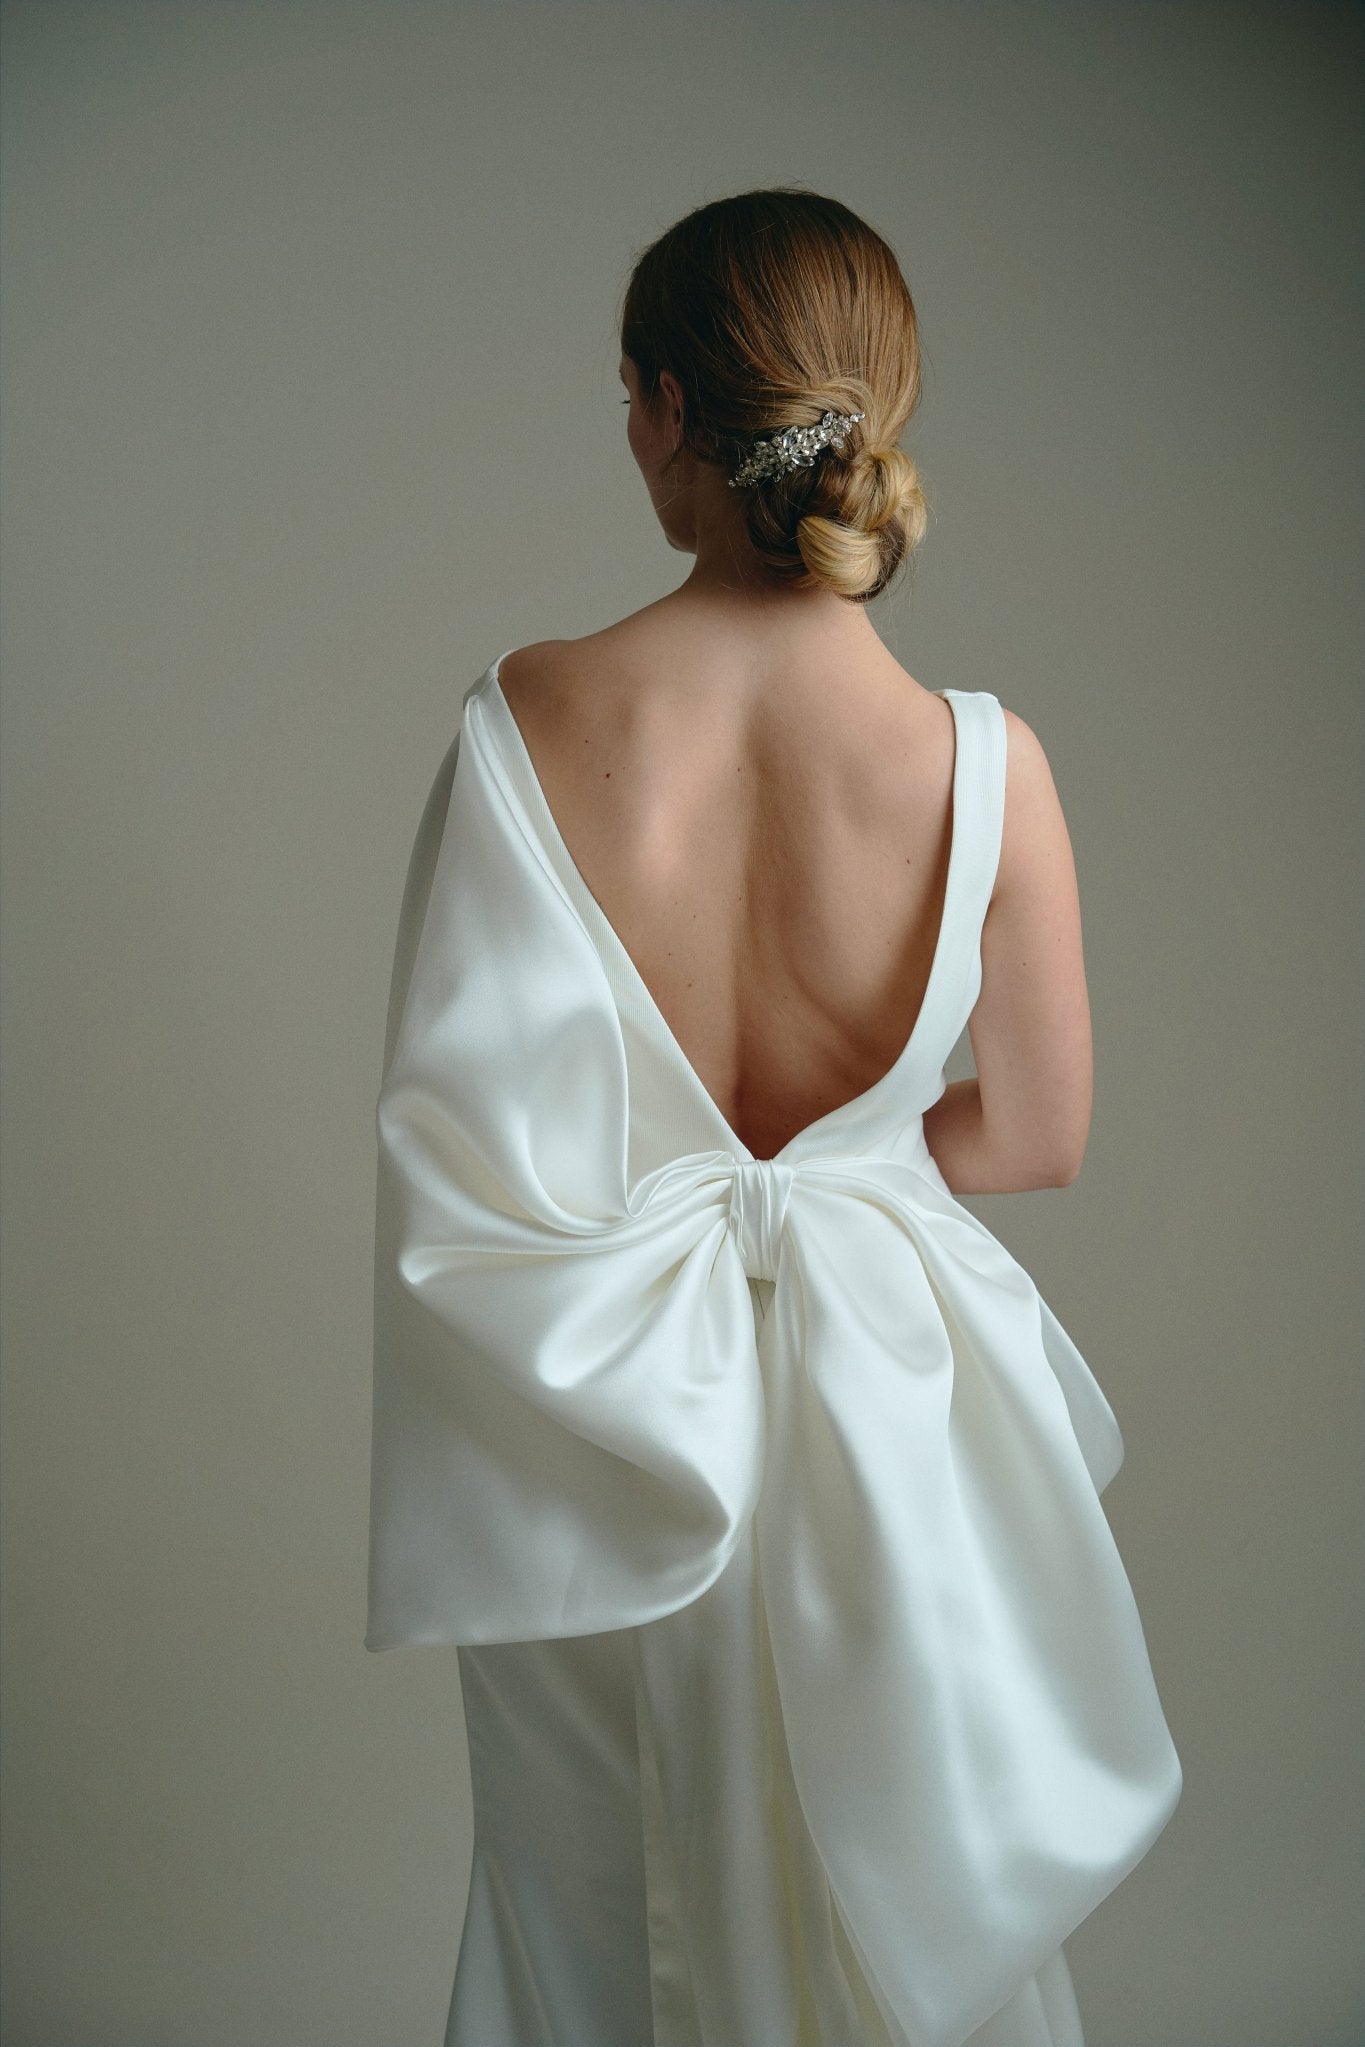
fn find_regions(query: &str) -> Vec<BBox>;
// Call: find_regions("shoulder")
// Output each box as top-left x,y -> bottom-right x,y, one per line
945,696 -> 1059,809
495,637 -> 569,693
492,638 -> 581,736
495,622 -> 652,729
505,602 -> 686,685
999,703 -> 1058,793
992,703 -> 1077,905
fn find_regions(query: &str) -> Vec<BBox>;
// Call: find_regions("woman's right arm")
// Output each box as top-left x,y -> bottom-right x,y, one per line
923,707 -> 1094,1196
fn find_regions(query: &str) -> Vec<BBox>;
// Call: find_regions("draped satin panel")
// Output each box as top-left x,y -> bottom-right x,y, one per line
367,657 -> 1182,2047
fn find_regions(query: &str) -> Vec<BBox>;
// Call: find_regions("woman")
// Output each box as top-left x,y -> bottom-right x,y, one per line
366,188 -> 1183,2047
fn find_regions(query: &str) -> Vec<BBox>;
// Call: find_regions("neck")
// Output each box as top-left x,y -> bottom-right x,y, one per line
669,465 -> 876,645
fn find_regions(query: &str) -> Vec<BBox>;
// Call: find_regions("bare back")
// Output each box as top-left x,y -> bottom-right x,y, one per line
496,606 -> 1091,1171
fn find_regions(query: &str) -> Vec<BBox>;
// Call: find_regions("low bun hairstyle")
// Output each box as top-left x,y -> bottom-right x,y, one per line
619,188 -> 928,605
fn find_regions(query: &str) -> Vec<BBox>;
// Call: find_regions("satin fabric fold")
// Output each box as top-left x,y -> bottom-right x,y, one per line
367,660 -> 1182,2047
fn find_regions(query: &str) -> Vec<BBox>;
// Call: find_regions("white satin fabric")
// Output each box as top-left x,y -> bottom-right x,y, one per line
366,651 -> 1183,2047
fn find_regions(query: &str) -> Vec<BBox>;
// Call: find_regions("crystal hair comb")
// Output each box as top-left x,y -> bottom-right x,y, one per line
727,409 -> 866,489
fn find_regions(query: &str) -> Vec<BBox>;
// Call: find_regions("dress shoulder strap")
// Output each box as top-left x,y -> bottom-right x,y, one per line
942,687 -> 1007,930
921,689 -> 1008,1060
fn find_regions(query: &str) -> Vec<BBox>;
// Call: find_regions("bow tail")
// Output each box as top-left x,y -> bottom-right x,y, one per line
747,1179 -> 1183,2047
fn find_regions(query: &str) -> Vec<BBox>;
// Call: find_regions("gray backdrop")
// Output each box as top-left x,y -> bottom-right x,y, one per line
1,3 -> 1360,2043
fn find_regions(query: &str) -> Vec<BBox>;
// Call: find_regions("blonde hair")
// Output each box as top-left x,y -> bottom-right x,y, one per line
619,188 -> 928,605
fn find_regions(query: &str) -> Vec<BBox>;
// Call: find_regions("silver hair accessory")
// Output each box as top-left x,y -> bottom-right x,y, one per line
727,409 -> 866,489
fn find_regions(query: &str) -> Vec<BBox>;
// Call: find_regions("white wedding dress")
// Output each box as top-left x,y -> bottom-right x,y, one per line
365,649 -> 1183,2047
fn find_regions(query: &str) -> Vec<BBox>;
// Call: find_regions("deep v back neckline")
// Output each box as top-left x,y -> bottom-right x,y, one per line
478,647 -> 971,1164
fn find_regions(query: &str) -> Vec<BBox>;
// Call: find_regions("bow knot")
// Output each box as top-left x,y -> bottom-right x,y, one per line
728,1157 -> 795,1282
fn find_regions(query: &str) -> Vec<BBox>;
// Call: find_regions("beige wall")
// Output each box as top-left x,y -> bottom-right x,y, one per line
1,3 -> 1359,2042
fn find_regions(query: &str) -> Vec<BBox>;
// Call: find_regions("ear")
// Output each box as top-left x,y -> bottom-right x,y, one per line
657,366 -> 686,427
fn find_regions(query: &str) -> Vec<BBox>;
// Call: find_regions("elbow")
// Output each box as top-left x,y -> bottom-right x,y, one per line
1043,1137 -> 1087,1188
977,1091 -> 1091,1191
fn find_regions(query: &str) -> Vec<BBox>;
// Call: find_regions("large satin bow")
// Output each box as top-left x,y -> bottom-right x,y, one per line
372,1103 -> 1181,2047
